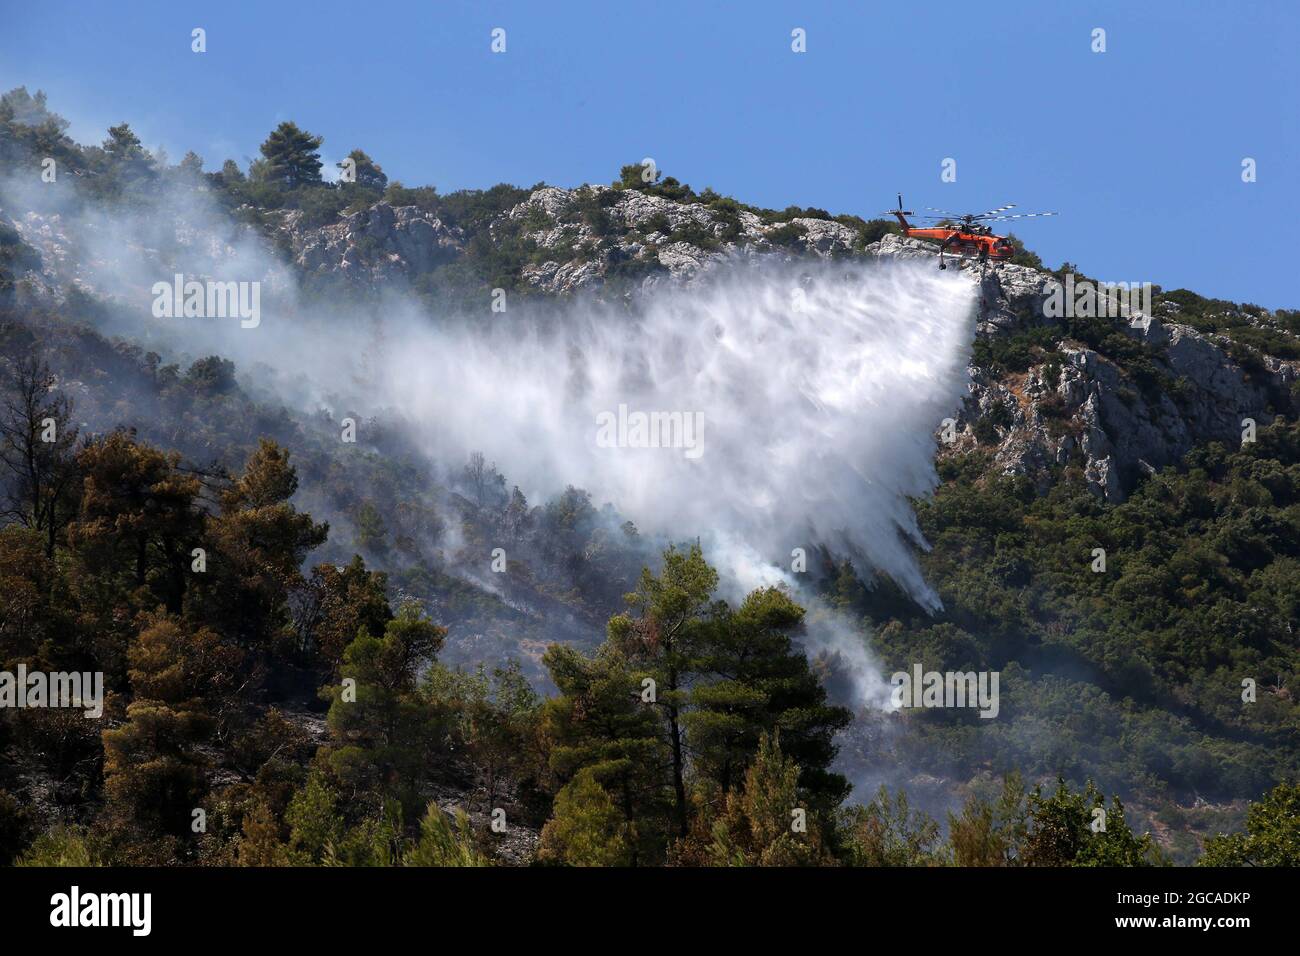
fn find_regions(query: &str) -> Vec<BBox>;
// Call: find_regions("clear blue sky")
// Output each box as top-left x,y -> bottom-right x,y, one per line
3,0 -> 1296,307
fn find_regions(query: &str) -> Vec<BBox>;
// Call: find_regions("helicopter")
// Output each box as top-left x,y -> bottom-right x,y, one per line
885,194 -> 1057,275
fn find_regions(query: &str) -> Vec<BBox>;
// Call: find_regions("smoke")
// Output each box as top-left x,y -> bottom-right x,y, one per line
3,158 -> 978,707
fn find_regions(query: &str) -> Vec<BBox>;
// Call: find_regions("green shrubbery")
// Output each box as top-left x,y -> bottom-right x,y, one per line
860,420 -> 1300,817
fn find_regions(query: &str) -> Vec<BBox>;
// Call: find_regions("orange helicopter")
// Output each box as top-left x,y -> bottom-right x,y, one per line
886,194 -> 1057,274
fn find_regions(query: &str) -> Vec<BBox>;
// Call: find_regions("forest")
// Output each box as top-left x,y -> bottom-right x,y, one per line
1,86 -> 1298,867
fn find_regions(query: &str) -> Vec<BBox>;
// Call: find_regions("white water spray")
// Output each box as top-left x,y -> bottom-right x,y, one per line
384,259 -> 978,612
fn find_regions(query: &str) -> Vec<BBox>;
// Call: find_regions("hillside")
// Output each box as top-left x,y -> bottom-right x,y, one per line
2,86 -> 1298,867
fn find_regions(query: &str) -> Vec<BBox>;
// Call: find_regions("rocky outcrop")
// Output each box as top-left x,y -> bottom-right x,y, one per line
866,235 -> 1297,500
496,185 -> 860,295
283,202 -> 464,282
1,202 -> 295,308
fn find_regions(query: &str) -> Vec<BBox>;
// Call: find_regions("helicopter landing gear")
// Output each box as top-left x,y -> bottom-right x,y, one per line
937,234 -> 956,271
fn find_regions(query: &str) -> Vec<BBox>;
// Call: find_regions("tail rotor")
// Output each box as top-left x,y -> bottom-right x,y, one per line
883,193 -> 915,218
883,193 -> 914,230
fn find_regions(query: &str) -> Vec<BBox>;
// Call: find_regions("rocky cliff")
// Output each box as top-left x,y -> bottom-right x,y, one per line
869,233 -> 1298,501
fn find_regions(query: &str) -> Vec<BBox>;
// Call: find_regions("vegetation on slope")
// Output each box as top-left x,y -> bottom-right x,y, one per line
2,86 -> 1298,865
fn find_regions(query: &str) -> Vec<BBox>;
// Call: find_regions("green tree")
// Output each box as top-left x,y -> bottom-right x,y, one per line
284,771 -> 344,865
1200,782 -> 1300,866
538,769 -> 631,866
708,732 -> 832,866
607,542 -> 717,838
542,642 -> 672,866
236,799 -> 288,866
294,555 -> 392,674
841,785 -> 948,867
326,801 -> 404,866
15,826 -> 102,866
339,149 -> 388,193
947,774 -> 1029,866
71,430 -> 201,613
0,525 -> 61,661
353,501 -> 389,555
423,660 -> 543,817
322,602 -> 446,809
199,439 -> 328,652
102,611 -> 240,839
219,158 -> 246,184
100,122 -> 155,187
1023,778 -> 1158,867
177,151 -> 204,177
404,804 -> 490,867
258,121 -> 324,187
688,586 -> 852,811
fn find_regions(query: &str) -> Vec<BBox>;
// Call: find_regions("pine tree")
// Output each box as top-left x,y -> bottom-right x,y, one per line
178,151 -> 204,176
538,769 -> 631,866
236,800 -> 288,866
102,612 -> 239,839
403,805 -> 490,867
607,542 -> 717,838
0,525 -> 59,661
219,158 -> 246,184
542,643 -> 673,865
293,555 -> 391,674
1074,794 -> 1159,866
423,660 -> 543,816
840,785 -> 947,866
326,800 -> 404,866
284,771 -> 344,864
100,122 -> 155,187
339,149 -> 387,192
688,586 -> 852,811
947,773 -> 1029,866
257,121 -> 323,187
708,732 -> 832,866
71,430 -> 201,613
15,825 -> 98,866
197,439 -> 327,651
1022,778 -> 1158,867
321,603 -> 446,809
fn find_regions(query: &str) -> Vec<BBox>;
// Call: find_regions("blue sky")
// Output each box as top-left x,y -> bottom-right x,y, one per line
3,0 -> 1296,306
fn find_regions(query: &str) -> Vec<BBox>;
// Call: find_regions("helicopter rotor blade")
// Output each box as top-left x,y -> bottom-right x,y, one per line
984,212 -> 1058,221
914,203 -> 1058,225
972,203 -> 1017,218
